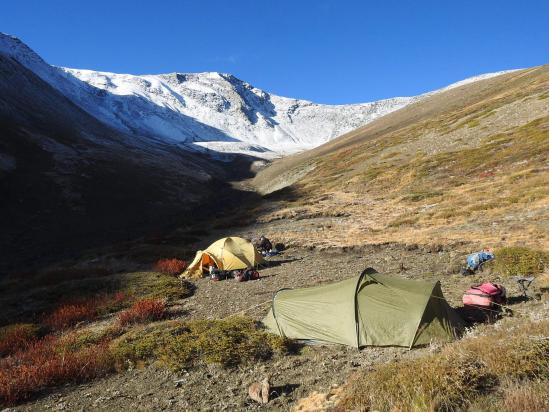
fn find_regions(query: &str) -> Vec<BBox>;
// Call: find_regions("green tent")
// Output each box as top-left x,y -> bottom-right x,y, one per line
262,269 -> 464,348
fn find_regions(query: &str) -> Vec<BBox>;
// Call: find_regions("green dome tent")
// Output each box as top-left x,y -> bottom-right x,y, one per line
262,269 -> 464,348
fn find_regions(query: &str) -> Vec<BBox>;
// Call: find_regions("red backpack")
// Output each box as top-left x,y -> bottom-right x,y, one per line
463,282 -> 506,308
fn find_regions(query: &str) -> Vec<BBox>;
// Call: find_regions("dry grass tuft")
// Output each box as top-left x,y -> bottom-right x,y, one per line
337,320 -> 549,411
502,379 -> 549,412
337,350 -> 494,411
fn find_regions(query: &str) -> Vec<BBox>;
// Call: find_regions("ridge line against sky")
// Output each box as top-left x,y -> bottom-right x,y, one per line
2,0 -> 548,104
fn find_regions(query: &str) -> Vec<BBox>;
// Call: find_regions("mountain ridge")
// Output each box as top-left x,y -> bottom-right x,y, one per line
0,32 -> 515,158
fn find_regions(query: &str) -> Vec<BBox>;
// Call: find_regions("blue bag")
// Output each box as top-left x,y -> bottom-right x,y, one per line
466,250 -> 495,271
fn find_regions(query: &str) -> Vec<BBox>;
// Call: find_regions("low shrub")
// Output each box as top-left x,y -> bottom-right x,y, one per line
57,326 -> 123,353
0,335 -> 114,405
117,299 -> 166,326
0,324 -> 41,356
42,293 -> 130,331
337,320 -> 549,411
492,247 -> 546,277
111,321 -> 183,365
121,272 -> 194,301
2,271 -> 191,328
96,292 -> 129,315
42,301 -> 99,330
111,317 -> 295,369
154,258 -> 187,276
159,317 -> 294,369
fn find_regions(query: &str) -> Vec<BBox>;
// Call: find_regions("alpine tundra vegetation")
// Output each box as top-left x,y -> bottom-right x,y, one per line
1,2 -> 548,410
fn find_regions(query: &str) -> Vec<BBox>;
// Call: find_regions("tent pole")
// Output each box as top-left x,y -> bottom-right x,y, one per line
353,270 -> 368,349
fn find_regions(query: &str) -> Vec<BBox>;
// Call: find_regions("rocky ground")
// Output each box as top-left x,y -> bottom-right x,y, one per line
8,241 -> 547,412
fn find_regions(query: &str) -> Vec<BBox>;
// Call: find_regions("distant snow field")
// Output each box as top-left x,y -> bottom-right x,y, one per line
0,32 -> 515,159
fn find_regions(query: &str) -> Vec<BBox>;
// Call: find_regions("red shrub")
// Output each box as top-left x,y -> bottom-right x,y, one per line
154,258 -> 187,276
42,293 -> 131,331
117,299 -> 166,326
0,336 -> 114,405
112,292 -> 127,303
42,300 -> 99,330
0,324 -> 40,356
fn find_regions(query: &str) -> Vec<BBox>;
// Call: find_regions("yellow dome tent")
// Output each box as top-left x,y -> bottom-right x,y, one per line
180,237 -> 265,279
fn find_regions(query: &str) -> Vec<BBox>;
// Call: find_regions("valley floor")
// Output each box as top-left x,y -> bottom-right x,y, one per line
7,239 -> 548,411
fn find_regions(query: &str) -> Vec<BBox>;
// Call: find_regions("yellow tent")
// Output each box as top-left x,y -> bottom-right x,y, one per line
180,237 -> 265,279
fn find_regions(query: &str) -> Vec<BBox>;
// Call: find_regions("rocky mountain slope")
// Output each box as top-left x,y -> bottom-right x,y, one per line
0,33 -> 511,158
252,66 -> 549,250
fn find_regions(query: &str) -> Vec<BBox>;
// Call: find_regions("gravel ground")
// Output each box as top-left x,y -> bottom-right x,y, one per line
10,243 -> 543,412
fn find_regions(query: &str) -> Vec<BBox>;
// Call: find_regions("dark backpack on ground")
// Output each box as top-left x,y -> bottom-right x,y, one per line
234,268 -> 260,282
210,270 -> 228,281
245,268 -> 260,280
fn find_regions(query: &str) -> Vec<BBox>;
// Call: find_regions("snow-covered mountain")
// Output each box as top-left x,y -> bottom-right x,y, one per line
0,33 -> 514,159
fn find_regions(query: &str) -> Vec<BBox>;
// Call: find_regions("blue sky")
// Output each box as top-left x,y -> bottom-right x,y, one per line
2,0 -> 548,104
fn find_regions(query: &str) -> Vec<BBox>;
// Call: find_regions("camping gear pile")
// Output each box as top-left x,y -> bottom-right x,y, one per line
180,237 -> 264,279
262,268 -> 464,348
253,236 -> 282,257
233,268 -> 260,282
210,267 -> 260,282
462,248 -> 495,275
462,282 -> 507,308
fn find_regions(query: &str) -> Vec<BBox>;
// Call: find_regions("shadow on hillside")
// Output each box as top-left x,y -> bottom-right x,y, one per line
0,56 -> 273,277
0,270 -> 197,327
263,185 -> 304,203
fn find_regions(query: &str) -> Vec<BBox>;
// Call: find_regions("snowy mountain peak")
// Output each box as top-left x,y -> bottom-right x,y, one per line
0,33 -> 516,159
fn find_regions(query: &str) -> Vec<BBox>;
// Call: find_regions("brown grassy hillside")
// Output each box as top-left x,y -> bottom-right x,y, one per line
253,66 -> 549,250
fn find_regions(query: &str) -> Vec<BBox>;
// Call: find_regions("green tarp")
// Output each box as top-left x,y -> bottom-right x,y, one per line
262,269 -> 464,348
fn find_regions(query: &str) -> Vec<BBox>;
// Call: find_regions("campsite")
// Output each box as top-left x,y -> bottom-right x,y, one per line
1,2 -> 549,411
2,64 -> 548,409
2,225 -> 548,411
